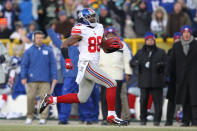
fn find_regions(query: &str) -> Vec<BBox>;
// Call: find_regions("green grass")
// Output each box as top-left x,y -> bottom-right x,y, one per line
0,125 -> 197,131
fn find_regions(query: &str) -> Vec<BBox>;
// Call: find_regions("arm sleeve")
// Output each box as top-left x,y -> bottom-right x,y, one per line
46,28 -> 62,49
20,51 -> 29,79
49,49 -> 57,80
123,42 -> 133,75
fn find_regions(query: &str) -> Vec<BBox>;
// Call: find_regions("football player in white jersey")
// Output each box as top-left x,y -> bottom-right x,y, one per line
40,8 -> 127,126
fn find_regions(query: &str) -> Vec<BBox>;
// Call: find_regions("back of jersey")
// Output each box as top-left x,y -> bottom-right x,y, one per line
71,23 -> 104,65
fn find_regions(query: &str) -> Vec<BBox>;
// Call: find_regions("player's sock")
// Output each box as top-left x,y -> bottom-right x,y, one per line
0,94 -> 7,110
108,111 -> 117,117
106,86 -> 116,112
2,94 -> 7,101
57,93 -> 80,103
147,94 -> 152,110
129,109 -> 135,114
128,94 -> 136,109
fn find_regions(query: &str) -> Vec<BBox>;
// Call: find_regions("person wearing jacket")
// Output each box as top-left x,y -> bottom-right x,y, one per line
130,32 -> 167,126
150,6 -> 168,38
21,31 -> 57,125
99,27 -> 132,125
128,0 -> 152,37
166,2 -> 191,37
168,25 -> 197,126
165,32 -> 181,126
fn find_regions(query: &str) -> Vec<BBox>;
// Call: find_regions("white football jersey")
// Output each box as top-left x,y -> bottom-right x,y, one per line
71,23 -> 104,65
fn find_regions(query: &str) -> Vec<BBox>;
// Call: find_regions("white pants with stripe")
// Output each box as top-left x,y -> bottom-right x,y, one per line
77,61 -> 117,103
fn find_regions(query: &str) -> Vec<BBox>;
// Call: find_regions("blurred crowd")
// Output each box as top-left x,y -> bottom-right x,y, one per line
0,0 -> 197,126
0,0 -> 197,39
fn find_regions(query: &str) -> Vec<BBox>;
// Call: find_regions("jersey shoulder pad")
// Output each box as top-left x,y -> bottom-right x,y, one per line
71,24 -> 83,35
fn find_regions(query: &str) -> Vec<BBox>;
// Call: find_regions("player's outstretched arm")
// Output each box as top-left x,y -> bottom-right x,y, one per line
60,35 -> 82,59
60,35 -> 82,70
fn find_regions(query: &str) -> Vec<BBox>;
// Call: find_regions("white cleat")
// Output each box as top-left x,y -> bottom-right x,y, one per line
39,119 -> 46,125
25,118 -> 32,125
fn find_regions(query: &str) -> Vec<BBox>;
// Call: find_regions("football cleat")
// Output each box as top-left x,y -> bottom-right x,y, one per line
107,115 -> 128,126
39,94 -> 53,114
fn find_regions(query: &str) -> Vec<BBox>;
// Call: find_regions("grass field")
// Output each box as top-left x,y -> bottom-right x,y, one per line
0,120 -> 197,131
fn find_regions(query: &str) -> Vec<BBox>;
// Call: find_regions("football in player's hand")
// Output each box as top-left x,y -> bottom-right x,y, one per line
103,37 -> 123,53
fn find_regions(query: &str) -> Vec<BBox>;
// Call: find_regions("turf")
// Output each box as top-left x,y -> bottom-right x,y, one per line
0,125 -> 197,131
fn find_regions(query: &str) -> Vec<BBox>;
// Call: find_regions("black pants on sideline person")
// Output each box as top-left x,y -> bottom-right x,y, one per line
101,80 -> 123,120
166,100 -> 176,124
140,88 -> 163,123
182,88 -> 197,126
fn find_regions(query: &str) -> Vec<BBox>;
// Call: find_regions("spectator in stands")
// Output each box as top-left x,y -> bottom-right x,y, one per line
128,0 -> 151,37
130,32 -> 167,126
10,21 -> 23,40
177,0 -> 191,19
26,21 -> 36,42
123,1 -> 137,38
55,10 -> 74,38
2,0 -> 16,30
99,27 -> 132,125
165,32 -> 181,126
0,18 -> 12,39
37,0 -> 59,31
98,5 -> 112,28
166,2 -> 191,37
8,22 -> 25,57
107,0 -> 126,37
151,6 -> 168,38
21,31 -> 57,125
61,0 -> 76,18
18,0 -> 33,28
168,25 -> 197,126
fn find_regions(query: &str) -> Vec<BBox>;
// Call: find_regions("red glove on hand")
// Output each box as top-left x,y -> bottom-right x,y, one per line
65,59 -> 73,70
109,39 -> 123,49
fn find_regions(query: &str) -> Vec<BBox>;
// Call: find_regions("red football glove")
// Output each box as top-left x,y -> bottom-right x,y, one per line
65,59 -> 73,70
109,39 -> 123,49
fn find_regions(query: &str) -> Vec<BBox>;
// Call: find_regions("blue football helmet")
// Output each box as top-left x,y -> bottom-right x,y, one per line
78,8 -> 98,27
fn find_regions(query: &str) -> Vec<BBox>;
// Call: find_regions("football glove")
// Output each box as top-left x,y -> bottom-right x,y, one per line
65,59 -> 73,70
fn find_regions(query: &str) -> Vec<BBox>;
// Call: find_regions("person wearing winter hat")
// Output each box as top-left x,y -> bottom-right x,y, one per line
165,31 -> 181,126
99,27 -> 132,125
168,25 -> 197,126
173,32 -> 181,43
130,32 -> 167,126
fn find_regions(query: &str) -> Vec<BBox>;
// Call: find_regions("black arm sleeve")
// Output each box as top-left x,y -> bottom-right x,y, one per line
61,47 -> 69,59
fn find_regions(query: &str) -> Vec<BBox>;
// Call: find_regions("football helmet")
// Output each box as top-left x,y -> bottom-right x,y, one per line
104,27 -> 117,36
78,8 -> 98,27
